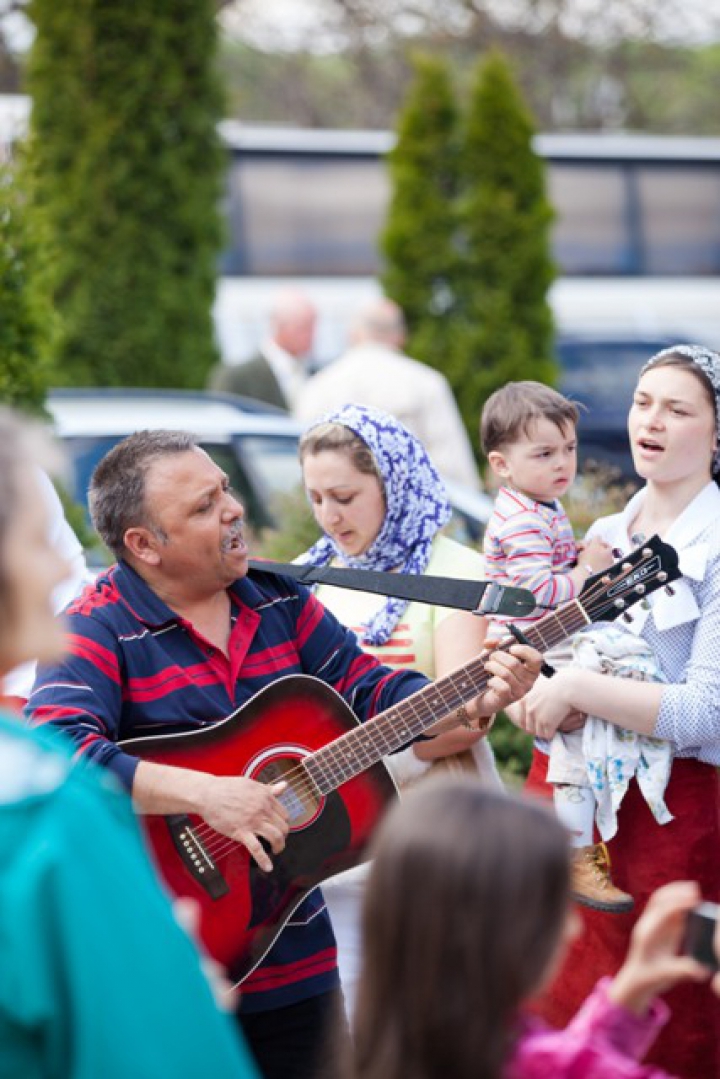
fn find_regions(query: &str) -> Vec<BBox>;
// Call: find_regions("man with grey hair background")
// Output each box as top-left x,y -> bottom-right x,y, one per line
209,287 -> 317,410
295,296 -> 481,490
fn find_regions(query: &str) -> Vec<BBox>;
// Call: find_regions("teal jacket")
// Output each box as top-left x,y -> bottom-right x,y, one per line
0,713 -> 257,1079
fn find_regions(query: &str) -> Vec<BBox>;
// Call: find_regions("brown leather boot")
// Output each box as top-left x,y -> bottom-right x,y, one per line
572,842 -> 634,914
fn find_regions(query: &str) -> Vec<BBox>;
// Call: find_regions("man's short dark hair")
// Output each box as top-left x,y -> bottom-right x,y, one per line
480,381 -> 580,455
89,430 -> 199,558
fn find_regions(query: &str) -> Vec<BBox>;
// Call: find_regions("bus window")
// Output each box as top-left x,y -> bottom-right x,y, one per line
548,163 -> 634,274
222,156 -> 388,276
637,165 -> 720,275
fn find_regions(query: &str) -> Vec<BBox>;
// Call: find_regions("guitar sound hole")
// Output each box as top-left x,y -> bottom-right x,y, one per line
254,755 -> 323,830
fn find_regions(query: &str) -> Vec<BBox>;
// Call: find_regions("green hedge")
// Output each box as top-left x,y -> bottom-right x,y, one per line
25,0 -> 224,388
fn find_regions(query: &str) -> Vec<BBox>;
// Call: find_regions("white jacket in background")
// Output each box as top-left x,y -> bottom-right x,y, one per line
294,341 -> 481,491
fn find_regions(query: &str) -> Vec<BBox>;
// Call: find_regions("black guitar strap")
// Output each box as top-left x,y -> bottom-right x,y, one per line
247,559 -> 537,619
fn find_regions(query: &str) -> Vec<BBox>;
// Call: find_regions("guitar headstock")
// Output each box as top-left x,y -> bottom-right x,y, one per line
579,535 -> 681,623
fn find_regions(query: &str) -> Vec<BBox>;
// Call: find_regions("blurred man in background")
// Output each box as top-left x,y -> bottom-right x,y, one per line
209,288 -> 317,410
295,297 -> 481,490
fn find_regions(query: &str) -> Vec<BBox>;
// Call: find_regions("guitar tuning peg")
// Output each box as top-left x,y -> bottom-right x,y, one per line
622,612 -> 634,624
640,599 -> 651,610
664,585 -> 676,597
612,547 -> 623,559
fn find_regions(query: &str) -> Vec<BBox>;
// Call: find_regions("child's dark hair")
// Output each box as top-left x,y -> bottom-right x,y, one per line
480,381 -> 580,455
350,779 -> 571,1079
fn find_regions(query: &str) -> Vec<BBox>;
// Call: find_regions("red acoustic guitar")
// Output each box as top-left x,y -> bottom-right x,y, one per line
121,537 -> 679,987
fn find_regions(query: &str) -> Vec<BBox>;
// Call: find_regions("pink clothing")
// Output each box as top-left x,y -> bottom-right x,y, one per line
507,979 -> 673,1079
483,486 -> 578,622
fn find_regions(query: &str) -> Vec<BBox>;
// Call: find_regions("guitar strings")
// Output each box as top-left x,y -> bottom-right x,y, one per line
183,564 -> 657,861
192,579 -> 623,861
191,644 -> 502,854
187,567 -> 646,858
192,659 -> 497,859
192,657 -> 501,860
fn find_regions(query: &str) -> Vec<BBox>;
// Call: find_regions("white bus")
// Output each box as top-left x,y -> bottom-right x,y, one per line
214,123 -> 720,366
214,123 -> 720,472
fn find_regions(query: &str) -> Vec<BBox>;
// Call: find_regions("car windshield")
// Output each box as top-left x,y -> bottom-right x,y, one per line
233,434 -> 302,497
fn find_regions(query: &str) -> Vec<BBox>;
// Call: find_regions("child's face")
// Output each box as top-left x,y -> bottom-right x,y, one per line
488,419 -> 578,502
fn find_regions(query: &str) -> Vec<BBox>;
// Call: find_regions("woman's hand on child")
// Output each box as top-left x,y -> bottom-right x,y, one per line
608,882 -> 711,1016
508,668 -> 585,739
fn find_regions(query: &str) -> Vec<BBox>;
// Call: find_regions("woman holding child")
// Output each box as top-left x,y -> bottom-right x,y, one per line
514,345 -> 720,1079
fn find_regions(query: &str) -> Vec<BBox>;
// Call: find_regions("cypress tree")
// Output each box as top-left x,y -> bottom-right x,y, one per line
380,53 -> 460,368
0,161 -> 51,411
452,50 -> 557,437
25,0 -> 224,388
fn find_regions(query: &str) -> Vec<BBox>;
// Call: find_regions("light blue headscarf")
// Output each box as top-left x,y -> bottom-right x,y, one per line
301,404 -> 451,645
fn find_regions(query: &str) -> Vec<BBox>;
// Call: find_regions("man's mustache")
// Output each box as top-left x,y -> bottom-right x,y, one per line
221,518 -> 244,551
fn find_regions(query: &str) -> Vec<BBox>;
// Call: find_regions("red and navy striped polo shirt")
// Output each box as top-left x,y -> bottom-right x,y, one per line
26,560 -> 429,1013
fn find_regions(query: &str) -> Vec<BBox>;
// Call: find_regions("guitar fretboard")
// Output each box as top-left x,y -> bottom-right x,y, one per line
302,600 -> 590,796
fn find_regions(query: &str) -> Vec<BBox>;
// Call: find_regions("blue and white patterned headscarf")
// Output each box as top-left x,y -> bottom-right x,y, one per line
301,404 -> 451,645
641,343 -> 720,473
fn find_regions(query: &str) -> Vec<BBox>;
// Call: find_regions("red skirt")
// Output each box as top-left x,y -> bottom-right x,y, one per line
525,751 -> 720,1079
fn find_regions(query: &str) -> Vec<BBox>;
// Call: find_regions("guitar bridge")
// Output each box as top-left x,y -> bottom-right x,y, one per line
166,814 -> 230,900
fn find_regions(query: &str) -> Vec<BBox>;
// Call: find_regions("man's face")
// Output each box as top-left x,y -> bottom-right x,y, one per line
274,309 -> 316,359
140,448 -> 248,593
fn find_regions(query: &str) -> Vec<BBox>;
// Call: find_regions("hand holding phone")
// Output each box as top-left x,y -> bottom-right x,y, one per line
682,902 -> 720,973
608,882 -> 711,1015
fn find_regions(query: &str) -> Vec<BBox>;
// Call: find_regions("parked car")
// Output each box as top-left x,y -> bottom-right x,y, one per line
46,388 -> 493,556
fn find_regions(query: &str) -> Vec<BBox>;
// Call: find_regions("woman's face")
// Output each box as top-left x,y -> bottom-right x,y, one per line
1,468 -> 70,675
629,365 -> 717,487
303,449 -> 386,558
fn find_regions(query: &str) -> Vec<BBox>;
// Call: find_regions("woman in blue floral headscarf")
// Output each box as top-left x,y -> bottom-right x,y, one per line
298,404 -> 501,1016
301,403 -> 452,644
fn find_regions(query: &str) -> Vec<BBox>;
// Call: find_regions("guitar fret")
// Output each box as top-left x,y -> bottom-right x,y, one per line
348,735 -> 376,773
302,756 -> 328,792
297,759 -> 323,798
315,743 -> 341,776
310,617 -> 576,793
530,619 -> 555,650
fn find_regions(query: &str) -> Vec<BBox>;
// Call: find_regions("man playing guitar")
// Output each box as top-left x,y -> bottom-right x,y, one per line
25,430 -> 541,1079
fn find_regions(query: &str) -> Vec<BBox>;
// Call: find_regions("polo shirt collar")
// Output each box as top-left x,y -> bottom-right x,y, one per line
111,560 -> 267,627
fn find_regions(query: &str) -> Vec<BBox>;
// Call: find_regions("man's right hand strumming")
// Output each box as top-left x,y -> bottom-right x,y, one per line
132,761 -> 290,873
